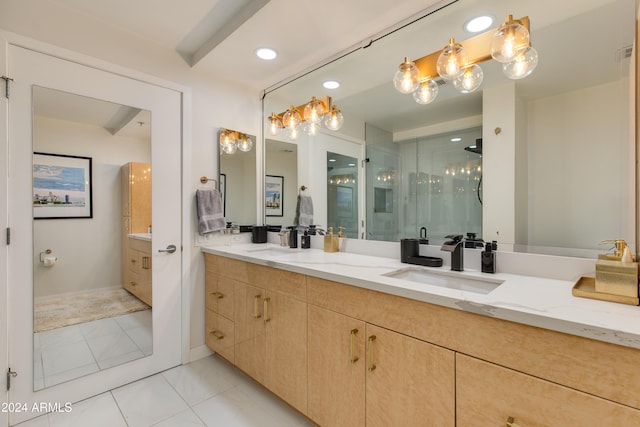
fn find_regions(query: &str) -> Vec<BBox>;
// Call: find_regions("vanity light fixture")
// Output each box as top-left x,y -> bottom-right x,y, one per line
393,14 -> 537,104
219,128 -> 254,155
268,95 -> 344,140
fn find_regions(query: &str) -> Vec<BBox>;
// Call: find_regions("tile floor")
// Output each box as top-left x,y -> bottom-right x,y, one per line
34,310 -> 153,390
18,354 -> 315,427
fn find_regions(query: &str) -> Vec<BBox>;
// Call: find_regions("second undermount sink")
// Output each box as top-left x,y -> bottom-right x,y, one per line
246,246 -> 294,257
383,267 -> 504,294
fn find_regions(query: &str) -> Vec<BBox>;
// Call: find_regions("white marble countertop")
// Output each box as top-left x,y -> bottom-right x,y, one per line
201,243 -> 640,350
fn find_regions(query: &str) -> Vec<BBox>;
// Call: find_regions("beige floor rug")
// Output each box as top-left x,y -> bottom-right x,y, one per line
34,288 -> 150,333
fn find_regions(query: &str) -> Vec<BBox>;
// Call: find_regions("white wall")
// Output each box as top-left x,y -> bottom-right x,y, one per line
0,3 -> 261,354
525,80 -> 631,251
33,116 -> 149,298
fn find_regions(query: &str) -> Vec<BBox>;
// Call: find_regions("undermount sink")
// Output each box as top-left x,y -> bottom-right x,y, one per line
246,246 -> 293,256
383,267 -> 504,295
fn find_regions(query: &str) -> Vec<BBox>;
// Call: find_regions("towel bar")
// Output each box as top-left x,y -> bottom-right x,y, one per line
200,176 -> 218,189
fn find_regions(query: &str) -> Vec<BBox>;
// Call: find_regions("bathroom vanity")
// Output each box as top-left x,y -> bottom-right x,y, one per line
202,245 -> 640,426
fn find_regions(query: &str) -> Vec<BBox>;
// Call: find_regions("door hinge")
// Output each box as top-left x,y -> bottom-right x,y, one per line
5,228 -> 9,245
6,368 -> 17,391
1,76 -> 14,99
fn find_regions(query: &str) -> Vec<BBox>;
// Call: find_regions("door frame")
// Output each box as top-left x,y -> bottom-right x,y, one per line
0,30 -> 192,425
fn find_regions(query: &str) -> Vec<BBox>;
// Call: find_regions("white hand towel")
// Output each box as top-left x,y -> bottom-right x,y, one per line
196,189 -> 225,234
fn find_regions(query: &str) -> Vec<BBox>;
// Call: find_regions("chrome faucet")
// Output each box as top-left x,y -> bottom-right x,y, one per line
441,234 -> 464,271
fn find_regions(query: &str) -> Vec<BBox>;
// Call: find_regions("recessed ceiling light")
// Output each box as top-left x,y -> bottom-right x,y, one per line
348,163 -> 356,167
465,15 -> 493,33
450,137 -> 462,142
329,158 -> 337,162
323,80 -> 340,89
256,48 -> 277,60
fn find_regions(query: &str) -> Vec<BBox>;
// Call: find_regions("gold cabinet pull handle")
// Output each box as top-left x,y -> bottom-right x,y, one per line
210,291 -> 224,299
210,330 -> 224,340
253,294 -> 262,319
130,281 -> 137,287
263,297 -> 271,323
506,416 -> 522,427
367,335 -> 376,371
350,329 -> 359,363
142,256 -> 151,270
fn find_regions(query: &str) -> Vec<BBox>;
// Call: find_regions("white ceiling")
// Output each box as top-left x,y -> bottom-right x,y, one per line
39,0 -> 450,93
8,0 -> 636,134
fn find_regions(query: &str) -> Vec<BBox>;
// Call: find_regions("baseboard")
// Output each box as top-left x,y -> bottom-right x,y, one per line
189,344 -> 213,363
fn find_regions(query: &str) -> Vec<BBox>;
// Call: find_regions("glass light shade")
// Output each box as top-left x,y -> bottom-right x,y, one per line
324,106 -> 344,131
437,39 -> 468,80
413,79 -> 438,104
237,134 -> 253,152
491,16 -> 530,63
219,130 -> 234,146
453,64 -> 484,93
303,97 -> 326,124
267,113 -> 282,136
286,126 -> 300,141
221,140 -> 237,155
502,47 -> 538,79
304,121 -> 321,136
393,57 -> 420,94
282,105 -> 302,130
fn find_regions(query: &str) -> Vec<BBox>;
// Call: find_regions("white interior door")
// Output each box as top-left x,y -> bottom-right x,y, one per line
7,45 -> 182,425
0,37 -> 9,427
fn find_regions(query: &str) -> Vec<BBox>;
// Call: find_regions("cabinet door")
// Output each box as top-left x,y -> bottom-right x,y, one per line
365,324 -> 455,427
265,290 -> 308,414
233,280 -> 266,383
308,305 -> 365,427
456,354 -> 640,426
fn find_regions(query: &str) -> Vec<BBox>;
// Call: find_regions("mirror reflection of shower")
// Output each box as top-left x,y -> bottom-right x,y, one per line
32,87 -> 153,390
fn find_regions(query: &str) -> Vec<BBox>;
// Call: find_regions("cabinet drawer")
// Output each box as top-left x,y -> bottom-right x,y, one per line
456,354 -> 640,426
123,272 -> 152,306
205,309 -> 235,363
205,273 -> 234,320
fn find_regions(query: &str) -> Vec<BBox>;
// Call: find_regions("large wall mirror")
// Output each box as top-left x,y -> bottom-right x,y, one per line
219,128 -> 257,227
33,86 -> 152,390
263,0 -> 636,257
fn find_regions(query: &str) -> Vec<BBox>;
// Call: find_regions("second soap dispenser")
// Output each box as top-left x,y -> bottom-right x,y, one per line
324,227 -> 339,252
481,241 -> 497,273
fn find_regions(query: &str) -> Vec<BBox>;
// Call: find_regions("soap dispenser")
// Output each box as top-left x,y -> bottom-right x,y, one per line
481,241 -> 497,273
338,226 -> 347,251
301,230 -> 311,249
324,227 -> 339,252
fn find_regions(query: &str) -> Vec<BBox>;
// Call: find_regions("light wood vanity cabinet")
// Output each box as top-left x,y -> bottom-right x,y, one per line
307,305 -> 454,427
204,254 -> 308,414
123,237 -> 152,306
121,162 -> 152,306
456,354 -> 640,426
204,253 -> 640,425
204,255 -> 237,363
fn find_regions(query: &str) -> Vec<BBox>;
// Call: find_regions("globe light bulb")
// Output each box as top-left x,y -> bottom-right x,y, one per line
453,64 -> 484,93
491,15 -> 530,63
237,134 -> 253,152
393,57 -> 420,94
267,113 -> 282,136
437,39 -> 468,80
413,79 -> 438,104
304,121 -> 321,136
303,97 -> 325,124
503,47 -> 538,79
324,106 -> 344,131
282,105 -> 302,131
